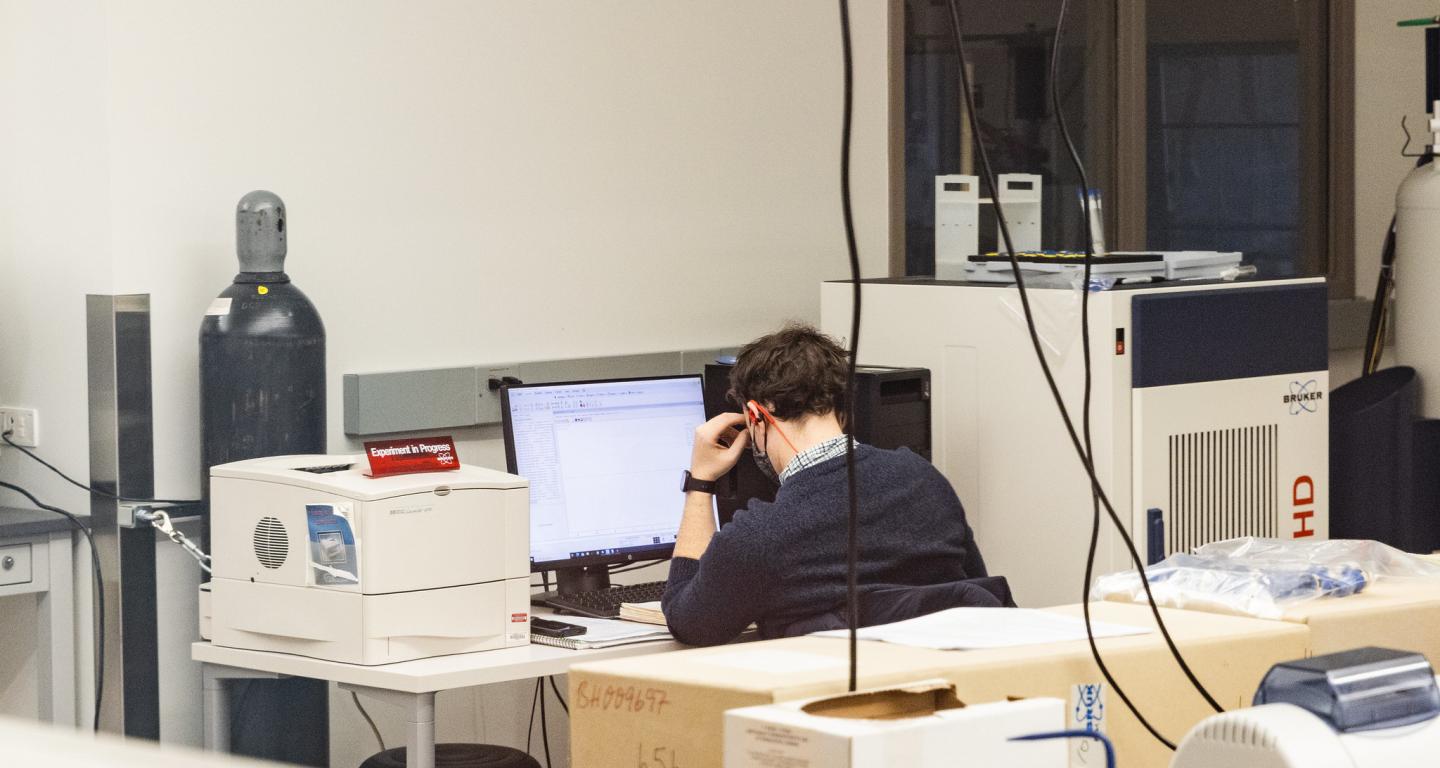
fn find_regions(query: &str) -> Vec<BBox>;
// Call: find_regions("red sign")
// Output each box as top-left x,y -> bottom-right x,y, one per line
363,436 -> 461,477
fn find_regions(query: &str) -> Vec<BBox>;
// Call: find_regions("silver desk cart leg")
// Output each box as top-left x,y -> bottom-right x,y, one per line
340,684 -> 437,768
201,664 -> 283,753
35,530 -> 77,725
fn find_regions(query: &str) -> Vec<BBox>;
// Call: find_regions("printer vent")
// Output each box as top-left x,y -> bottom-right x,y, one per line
1196,713 -> 1277,749
252,516 -> 289,569
1167,425 -> 1278,556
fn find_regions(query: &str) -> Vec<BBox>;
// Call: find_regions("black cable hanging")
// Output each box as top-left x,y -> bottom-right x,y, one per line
2,431 -> 199,506
944,0 -> 1225,729
836,0 -> 865,694
1049,0 -> 1185,750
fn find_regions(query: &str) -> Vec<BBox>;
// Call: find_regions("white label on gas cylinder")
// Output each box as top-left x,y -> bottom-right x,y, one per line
1069,683 -> 1106,768
205,298 -> 232,316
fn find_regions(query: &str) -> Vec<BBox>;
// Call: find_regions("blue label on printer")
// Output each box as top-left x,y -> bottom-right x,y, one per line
306,503 -> 359,586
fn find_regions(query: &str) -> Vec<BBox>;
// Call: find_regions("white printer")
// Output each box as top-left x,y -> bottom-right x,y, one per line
208,455 -> 531,665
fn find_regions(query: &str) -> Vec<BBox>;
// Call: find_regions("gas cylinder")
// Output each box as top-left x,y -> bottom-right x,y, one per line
198,190 -> 328,766
199,192 -> 326,536
1394,159 -> 1440,416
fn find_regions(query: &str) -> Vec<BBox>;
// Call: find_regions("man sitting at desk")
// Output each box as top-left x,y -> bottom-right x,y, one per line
662,323 -> 1003,646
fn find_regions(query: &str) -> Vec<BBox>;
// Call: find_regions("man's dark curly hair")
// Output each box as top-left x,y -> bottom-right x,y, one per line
729,323 -> 849,421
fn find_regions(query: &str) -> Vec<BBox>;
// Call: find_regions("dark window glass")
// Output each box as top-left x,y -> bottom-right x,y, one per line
903,0 -> 1092,275
1146,2 -> 1310,278
903,1 -> 1327,280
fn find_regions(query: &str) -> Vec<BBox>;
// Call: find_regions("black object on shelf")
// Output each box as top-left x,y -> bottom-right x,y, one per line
1331,366 -> 1440,553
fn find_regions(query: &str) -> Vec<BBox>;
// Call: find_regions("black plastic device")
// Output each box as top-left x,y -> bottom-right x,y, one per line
531,617 -> 587,638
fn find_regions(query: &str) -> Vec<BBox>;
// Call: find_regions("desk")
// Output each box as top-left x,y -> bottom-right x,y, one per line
193,614 -> 686,768
0,507 -> 79,726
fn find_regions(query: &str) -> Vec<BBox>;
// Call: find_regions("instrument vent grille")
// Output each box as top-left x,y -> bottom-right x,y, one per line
1168,425 -> 1278,556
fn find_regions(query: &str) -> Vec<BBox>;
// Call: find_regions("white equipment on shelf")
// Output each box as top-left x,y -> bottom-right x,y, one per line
208,455 -> 531,665
934,173 -> 1043,280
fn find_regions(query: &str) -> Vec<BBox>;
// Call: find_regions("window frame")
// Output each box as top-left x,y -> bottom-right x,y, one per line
886,0 -> 1357,299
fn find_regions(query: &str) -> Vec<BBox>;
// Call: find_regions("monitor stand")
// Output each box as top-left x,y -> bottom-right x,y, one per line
531,564 -> 612,607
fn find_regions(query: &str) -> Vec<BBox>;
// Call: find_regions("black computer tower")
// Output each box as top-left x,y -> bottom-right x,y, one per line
851,365 -> 932,459
702,362 -> 931,525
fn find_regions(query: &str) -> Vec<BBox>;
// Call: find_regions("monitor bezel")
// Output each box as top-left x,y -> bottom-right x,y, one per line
501,373 -> 705,573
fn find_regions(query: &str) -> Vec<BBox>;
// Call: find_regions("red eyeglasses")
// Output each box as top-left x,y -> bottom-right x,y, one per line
744,400 -> 799,454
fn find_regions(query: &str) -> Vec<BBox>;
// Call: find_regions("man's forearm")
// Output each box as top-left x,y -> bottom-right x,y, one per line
673,490 -> 718,559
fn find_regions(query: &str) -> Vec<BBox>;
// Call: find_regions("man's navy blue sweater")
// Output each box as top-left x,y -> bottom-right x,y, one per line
661,445 -> 987,646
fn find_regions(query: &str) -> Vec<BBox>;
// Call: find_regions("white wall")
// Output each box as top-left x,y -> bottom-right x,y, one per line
1353,3 -> 1434,302
100,1 -> 890,495
0,0 -> 113,517
1,1 -> 889,764
0,0 -> 113,728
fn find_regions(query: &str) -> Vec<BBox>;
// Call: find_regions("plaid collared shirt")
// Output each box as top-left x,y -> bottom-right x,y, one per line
779,434 -> 857,485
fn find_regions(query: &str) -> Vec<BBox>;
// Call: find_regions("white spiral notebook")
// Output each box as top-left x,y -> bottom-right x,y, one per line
530,615 -> 672,650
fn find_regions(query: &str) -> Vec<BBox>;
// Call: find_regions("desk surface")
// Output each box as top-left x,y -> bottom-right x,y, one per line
0,507 -> 86,539
192,633 -> 688,694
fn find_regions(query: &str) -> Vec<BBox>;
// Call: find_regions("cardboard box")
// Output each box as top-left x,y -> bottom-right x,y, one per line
931,602 -> 1309,768
1275,579 -> 1440,660
723,679 -> 1065,768
1104,577 -> 1440,663
570,638 -> 961,768
569,602 -> 1309,768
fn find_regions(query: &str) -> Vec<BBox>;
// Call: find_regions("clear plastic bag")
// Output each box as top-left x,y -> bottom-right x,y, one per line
1092,537 -> 1440,619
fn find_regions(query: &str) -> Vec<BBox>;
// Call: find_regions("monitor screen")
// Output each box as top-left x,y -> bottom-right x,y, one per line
502,375 -> 708,571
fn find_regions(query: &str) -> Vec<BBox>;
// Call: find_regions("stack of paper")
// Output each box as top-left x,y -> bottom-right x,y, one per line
812,608 -> 1151,650
618,600 -> 667,626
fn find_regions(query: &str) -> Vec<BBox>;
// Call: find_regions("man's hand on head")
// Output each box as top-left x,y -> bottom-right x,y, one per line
690,412 -> 750,482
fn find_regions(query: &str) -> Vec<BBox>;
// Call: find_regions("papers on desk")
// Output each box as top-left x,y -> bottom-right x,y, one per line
812,608 -> 1151,650
618,600 -> 667,626
531,616 -> 672,650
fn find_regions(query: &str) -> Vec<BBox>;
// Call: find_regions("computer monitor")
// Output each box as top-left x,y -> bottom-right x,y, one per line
501,374 -> 708,595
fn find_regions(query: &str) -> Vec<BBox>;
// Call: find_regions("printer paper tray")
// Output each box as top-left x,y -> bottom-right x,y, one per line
211,577 -> 531,665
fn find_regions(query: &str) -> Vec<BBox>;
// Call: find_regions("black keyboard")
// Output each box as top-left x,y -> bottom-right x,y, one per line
545,581 -> 667,619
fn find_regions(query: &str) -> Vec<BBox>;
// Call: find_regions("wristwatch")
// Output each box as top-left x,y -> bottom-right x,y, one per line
681,470 -> 718,494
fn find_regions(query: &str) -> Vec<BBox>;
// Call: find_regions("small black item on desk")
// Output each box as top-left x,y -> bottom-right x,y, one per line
531,617 -> 586,638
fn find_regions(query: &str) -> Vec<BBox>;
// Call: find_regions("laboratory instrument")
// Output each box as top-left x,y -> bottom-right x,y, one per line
821,277 -> 1330,606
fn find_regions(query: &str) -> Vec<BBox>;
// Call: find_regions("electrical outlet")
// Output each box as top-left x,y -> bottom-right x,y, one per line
0,407 -> 39,447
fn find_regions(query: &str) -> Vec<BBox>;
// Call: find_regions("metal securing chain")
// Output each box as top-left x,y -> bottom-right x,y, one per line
136,508 -> 213,574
